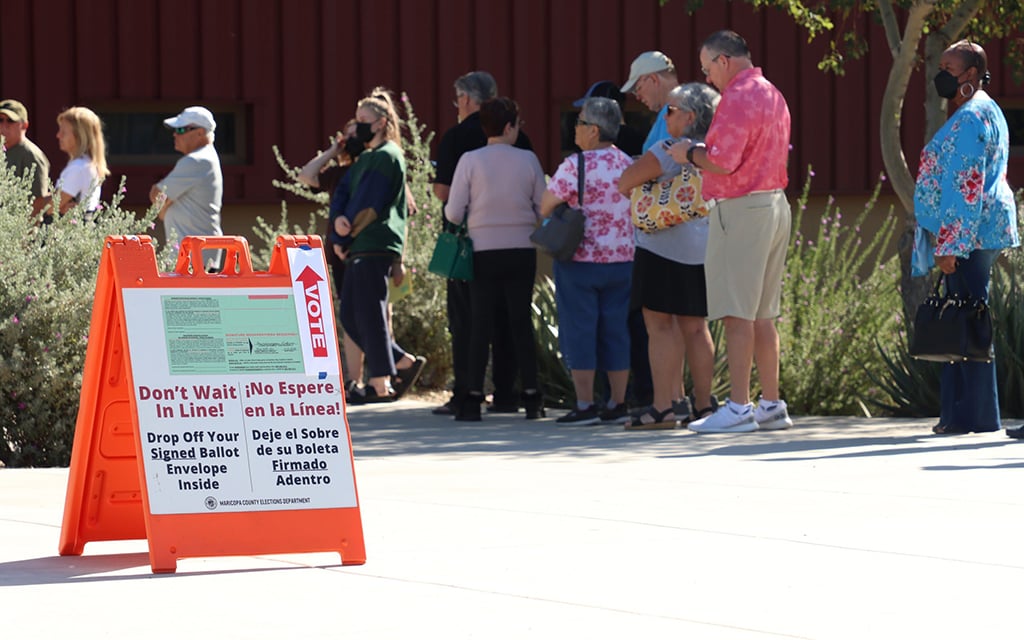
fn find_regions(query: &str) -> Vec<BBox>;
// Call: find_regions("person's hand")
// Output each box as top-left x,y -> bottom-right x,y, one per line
935,254 -> 957,274
667,139 -> 692,164
334,217 -> 352,237
332,244 -> 348,261
391,260 -> 406,287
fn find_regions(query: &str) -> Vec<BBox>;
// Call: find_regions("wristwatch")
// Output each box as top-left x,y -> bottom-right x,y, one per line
686,143 -> 705,166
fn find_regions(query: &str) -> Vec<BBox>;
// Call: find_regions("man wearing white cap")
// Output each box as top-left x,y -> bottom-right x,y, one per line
620,51 -> 679,153
149,106 -> 223,270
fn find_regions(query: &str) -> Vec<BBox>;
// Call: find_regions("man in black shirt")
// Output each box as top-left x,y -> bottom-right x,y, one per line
432,71 -> 533,416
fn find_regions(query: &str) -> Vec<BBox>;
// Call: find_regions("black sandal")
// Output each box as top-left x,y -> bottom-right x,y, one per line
392,356 -> 426,400
932,423 -> 970,435
624,406 -> 677,431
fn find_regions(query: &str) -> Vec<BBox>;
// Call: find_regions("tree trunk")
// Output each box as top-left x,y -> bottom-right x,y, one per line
878,0 -> 938,320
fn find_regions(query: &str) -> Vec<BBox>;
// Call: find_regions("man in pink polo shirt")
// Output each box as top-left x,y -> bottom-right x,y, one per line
669,30 -> 793,433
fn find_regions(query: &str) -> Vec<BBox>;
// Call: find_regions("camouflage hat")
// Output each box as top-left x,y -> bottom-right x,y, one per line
0,99 -> 29,122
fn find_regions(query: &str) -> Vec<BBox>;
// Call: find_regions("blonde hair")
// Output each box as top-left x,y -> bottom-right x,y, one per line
56,106 -> 110,178
357,87 -> 402,146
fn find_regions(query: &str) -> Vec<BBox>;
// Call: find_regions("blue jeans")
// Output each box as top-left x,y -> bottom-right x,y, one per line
940,249 -> 1001,431
553,260 -> 632,371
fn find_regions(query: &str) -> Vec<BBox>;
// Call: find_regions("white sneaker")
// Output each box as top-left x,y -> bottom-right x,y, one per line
689,401 -> 758,433
754,399 -> 793,431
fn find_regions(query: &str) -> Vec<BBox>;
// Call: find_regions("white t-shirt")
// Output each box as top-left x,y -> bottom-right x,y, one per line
58,155 -> 102,211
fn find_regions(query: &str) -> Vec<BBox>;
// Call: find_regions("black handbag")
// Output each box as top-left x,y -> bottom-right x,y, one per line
909,272 -> 994,363
428,218 -> 474,281
530,151 -> 585,261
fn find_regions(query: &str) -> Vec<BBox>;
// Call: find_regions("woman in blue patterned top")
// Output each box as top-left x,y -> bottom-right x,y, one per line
913,40 -> 1020,436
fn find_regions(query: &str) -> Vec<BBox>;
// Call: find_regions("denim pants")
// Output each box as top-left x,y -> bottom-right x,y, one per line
940,248 -> 1001,431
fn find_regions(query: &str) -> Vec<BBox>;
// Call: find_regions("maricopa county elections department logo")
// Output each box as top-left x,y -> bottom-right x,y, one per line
205,496 -> 218,510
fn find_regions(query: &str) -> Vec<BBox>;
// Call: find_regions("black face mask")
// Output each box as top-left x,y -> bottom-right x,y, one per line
934,69 -> 962,100
343,136 -> 365,159
354,121 -> 375,144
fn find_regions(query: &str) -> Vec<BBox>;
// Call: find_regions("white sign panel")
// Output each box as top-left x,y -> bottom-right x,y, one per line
122,282 -> 356,516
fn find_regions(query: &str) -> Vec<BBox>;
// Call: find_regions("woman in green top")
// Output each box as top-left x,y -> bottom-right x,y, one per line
331,88 -> 424,401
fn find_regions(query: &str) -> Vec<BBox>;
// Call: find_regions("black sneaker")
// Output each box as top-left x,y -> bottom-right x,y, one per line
556,405 -> 600,426
599,404 -> 629,424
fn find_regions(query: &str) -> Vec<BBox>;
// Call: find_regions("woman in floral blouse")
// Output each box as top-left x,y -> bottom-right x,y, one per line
913,40 -> 1020,435
541,97 -> 635,425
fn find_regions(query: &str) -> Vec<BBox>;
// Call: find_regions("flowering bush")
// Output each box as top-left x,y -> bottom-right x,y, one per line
775,169 -> 902,415
0,156 -> 162,466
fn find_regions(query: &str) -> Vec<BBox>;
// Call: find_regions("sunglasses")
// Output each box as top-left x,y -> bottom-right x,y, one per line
173,126 -> 201,135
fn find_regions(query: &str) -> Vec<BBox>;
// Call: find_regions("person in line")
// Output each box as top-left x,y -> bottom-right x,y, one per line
620,51 -> 679,153
54,106 -> 110,220
541,97 -> 635,426
331,88 -> 425,402
618,84 -> 719,430
297,120 -> 367,403
912,40 -> 1020,436
0,99 -> 51,219
432,71 -> 531,416
670,30 -> 793,433
444,97 -> 545,421
149,106 -> 224,271
571,81 -> 652,412
571,81 -> 644,158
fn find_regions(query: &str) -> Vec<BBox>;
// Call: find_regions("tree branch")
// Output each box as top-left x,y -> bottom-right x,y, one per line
879,0 -> 937,218
878,0 -> 903,58
937,0 -> 983,44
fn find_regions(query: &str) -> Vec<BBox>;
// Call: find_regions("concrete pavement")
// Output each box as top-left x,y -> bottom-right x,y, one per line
2,402 -> 1022,639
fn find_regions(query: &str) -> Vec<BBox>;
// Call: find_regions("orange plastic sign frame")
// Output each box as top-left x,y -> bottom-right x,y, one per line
59,235 -> 365,573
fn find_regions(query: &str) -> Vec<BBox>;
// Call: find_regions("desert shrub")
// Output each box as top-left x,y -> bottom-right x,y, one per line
0,157 -> 163,466
775,170 -> 902,415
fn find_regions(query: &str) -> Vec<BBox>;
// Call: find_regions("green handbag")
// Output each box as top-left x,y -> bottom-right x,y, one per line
428,219 -> 474,281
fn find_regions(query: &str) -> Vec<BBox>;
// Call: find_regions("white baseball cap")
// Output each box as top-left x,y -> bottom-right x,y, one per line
621,51 -> 673,93
164,106 -> 216,132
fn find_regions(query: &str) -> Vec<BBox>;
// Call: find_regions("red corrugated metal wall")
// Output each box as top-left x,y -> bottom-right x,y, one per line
2,0 -> 1022,206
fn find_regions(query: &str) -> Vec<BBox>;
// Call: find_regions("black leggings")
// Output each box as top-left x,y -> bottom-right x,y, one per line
467,249 -> 538,393
339,254 -> 407,378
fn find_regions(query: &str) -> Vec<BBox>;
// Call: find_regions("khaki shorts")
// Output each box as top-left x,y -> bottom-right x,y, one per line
704,190 -> 791,321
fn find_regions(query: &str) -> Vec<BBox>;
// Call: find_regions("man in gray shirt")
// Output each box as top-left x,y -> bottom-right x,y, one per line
1,98 -> 51,219
150,106 -> 223,270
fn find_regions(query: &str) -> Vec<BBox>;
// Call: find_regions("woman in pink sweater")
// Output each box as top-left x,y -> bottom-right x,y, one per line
444,97 -> 547,421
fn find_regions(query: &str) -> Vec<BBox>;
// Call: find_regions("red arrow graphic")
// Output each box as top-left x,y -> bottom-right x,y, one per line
295,266 -> 328,358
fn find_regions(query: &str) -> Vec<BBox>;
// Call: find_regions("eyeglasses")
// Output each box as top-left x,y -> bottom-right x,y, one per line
576,117 -> 595,127
631,75 -> 648,98
0,117 -> 16,124
173,126 -> 201,135
700,54 -> 728,77
666,105 -> 681,115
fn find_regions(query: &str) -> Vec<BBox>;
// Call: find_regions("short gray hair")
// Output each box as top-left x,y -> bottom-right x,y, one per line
580,97 -> 621,142
454,71 -> 498,104
668,83 -> 720,141
702,30 -> 751,60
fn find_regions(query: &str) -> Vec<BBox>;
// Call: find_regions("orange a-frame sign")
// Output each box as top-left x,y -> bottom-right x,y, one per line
59,235 -> 365,573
